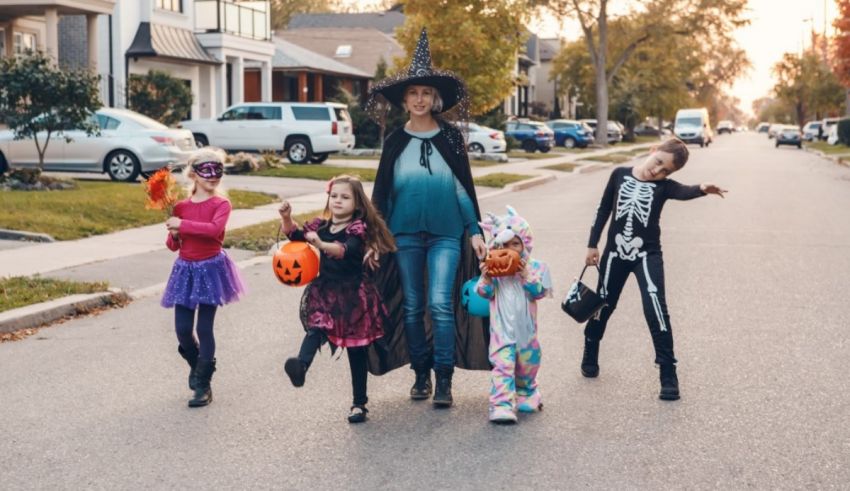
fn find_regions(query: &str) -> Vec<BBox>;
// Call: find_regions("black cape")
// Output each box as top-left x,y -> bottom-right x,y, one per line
366,122 -> 491,375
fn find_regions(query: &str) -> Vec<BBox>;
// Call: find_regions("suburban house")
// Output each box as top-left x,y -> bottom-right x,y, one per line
507,32 -> 539,118
533,37 -> 568,119
0,0 -> 276,121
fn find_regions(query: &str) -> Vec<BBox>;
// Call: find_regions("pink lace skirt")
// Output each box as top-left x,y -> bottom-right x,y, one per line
299,276 -> 386,348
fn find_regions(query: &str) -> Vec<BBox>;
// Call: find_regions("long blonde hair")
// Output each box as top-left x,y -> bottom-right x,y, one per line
183,148 -> 228,199
324,175 -> 396,254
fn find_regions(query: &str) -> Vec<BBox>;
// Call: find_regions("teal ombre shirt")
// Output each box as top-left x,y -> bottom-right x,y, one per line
387,128 -> 481,237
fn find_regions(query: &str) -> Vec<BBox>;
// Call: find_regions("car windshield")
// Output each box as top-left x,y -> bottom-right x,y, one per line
676,117 -> 702,127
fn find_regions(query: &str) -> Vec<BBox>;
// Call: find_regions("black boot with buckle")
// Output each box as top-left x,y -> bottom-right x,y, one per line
188,358 -> 216,407
178,344 -> 199,390
581,338 -> 600,378
433,366 -> 453,407
659,363 -> 680,401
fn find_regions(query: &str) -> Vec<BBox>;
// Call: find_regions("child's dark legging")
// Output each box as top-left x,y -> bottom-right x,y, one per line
175,304 -> 218,360
298,329 -> 369,406
584,250 -> 676,365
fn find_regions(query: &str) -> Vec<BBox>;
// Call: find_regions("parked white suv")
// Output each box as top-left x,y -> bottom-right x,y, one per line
179,102 -> 354,164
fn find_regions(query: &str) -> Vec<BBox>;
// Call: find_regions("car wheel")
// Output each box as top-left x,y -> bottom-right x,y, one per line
0,151 -> 8,174
540,146 -> 551,153
287,138 -> 312,164
521,140 -> 537,153
193,134 -> 209,147
105,150 -> 141,182
564,137 -> 576,148
309,153 -> 329,164
469,142 -> 485,153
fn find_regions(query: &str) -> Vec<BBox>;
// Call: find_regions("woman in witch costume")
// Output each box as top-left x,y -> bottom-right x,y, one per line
364,28 -> 491,407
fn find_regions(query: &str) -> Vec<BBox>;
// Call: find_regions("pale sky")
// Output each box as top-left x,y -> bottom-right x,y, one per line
349,1 -> 840,118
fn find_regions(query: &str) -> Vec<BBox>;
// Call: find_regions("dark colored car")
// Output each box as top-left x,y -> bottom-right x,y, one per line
505,120 -> 555,153
775,125 -> 802,148
545,119 -> 594,148
634,123 -> 661,136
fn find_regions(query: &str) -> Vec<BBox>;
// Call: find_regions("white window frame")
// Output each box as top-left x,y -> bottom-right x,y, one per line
13,31 -> 36,55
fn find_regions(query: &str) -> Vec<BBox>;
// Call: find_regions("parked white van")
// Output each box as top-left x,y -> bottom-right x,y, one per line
674,108 -> 713,147
179,102 -> 354,164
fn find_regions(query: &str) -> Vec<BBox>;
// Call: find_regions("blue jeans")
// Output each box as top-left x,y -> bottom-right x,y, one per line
394,232 -> 461,371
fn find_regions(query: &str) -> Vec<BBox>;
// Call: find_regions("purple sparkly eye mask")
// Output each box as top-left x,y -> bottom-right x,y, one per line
192,161 -> 223,179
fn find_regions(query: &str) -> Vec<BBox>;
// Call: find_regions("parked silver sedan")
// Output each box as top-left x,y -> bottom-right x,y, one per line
0,108 -> 198,182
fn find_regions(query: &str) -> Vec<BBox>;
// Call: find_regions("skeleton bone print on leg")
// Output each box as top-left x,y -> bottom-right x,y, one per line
614,176 -> 655,261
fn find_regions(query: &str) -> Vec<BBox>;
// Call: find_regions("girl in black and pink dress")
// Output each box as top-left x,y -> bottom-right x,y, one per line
279,175 -> 396,423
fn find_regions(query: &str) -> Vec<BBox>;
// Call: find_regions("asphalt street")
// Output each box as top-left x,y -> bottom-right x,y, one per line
3,132 -> 849,489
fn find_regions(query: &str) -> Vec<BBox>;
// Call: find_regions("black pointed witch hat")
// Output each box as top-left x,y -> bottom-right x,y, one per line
367,28 -> 467,113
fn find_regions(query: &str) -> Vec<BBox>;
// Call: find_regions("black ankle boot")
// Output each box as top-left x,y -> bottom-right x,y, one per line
410,364 -> 432,400
284,357 -> 308,387
433,367 -> 453,407
178,345 -> 199,390
188,358 -> 216,407
581,338 -> 600,378
659,364 -> 680,401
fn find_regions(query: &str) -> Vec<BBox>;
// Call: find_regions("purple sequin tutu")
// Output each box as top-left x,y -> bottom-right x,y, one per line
161,251 -> 246,309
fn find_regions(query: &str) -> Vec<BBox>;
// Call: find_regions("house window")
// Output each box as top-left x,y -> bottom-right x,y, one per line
0,29 -> 5,57
334,45 -> 352,58
155,0 -> 182,13
13,32 -> 36,55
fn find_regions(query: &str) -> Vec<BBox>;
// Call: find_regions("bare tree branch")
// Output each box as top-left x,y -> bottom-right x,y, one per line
607,32 -> 652,84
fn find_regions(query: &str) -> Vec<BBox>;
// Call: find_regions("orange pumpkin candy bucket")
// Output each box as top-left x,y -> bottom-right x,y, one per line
484,248 -> 521,277
273,241 -> 320,286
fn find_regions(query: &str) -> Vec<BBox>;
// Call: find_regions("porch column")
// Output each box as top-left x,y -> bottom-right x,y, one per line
4,26 -> 13,57
86,14 -> 98,72
215,62 -> 227,114
297,72 -> 308,102
314,74 -> 323,102
44,8 -> 59,63
232,56 -> 244,105
260,61 -> 272,102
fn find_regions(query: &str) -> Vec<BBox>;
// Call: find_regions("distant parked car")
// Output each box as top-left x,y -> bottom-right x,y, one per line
466,123 -> 506,153
827,122 -> 840,145
716,120 -> 734,134
674,108 -> 713,147
775,125 -> 802,148
767,123 -> 783,139
0,108 -> 197,182
756,122 -> 770,133
179,102 -> 354,164
545,119 -> 594,148
802,121 -> 822,141
504,120 -> 554,153
820,117 -> 840,141
579,119 -> 623,144
634,123 -> 661,136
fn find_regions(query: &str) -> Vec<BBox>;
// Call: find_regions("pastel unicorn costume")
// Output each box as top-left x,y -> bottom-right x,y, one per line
476,206 -> 552,423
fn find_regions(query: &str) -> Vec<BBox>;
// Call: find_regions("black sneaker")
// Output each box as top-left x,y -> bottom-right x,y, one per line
284,357 -> 307,387
659,364 -> 680,401
581,338 -> 600,378
348,405 -> 368,423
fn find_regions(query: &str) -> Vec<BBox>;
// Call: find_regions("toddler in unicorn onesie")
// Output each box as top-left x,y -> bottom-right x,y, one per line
476,206 -> 552,424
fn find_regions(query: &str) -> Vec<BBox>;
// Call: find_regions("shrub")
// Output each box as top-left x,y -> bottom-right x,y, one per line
226,152 -> 259,174
128,70 -> 193,126
260,151 -> 284,169
837,118 -> 850,146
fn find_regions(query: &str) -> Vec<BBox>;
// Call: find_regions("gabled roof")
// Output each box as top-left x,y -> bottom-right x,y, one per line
287,11 -> 405,34
126,22 -> 219,65
539,38 -> 561,62
272,37 -> 370,78
277,28 -> 404,77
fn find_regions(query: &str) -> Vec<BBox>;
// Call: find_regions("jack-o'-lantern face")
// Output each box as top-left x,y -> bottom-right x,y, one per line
273,241 -> 319,286
485,248 -> 521,277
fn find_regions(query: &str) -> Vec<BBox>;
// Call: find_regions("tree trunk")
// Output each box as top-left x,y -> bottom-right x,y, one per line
595,68 -> 608,147
845,88 -> 850,117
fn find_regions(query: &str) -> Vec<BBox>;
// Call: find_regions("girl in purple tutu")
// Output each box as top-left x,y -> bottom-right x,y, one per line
161,149 -> 245,408
280,175 -> 396,423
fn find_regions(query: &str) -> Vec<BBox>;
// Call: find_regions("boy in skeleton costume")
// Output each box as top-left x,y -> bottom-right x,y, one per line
582,138 -> 726,400
477,206 -> 552,424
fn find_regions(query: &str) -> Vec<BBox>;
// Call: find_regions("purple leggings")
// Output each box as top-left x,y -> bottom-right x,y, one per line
175,304 -> 218,360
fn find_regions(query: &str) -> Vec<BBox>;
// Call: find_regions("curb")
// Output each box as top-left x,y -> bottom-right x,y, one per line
478,174 -> 557,200
0,288 -> 129,334
803,146 -> 850,167
0,228 -> 55,243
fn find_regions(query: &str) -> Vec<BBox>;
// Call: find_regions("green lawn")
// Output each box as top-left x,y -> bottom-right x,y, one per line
255,165 -> 377,181
507,151 -> 559,160
543,163 -> 579,172
0,181 -> 277,240
470,159 -> 505,167
0,276 -> 109,313
224,210 -> 323,252
805,141 -> 850,155
473,173 -> 533,188
327,154 -> 380,161
584,148 -> 649,163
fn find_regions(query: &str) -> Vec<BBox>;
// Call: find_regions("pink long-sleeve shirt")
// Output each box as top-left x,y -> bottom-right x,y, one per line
166,196 -> 232,260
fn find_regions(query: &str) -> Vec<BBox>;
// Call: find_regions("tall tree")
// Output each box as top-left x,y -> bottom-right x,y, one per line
832,0 -> 850,115
395,0 -> 531,116
270,0 -> 339,30
544,0 -> 748,145
0,51 -> 101,174
773,51 -> 845,126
